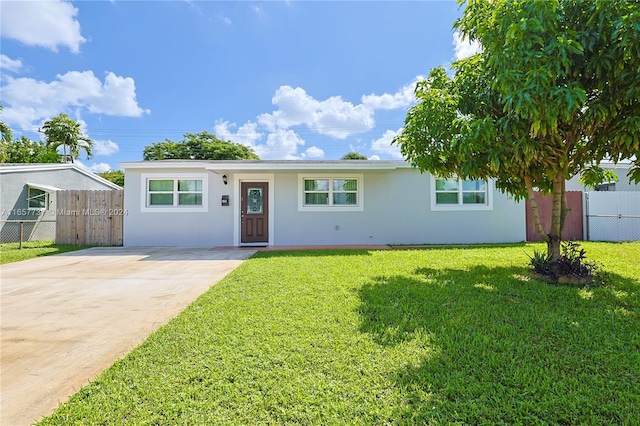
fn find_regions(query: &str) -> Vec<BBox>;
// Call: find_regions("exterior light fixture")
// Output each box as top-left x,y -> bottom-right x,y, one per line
222,175 -> 228,185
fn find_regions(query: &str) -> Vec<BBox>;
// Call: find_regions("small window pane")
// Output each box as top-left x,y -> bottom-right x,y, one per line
436,179 -> 458,191
462,180 -> 486,191
305,193 -> 329,205
178,179 -> 202,191
28,188 -> 47,209
334,193 -> 357,205
436,193 -> 458,204
305,179 -> 329,191
333,179 -> 357,191
463,193 -> 486,204
178,193 -> 202,205
149,180 -> 173,191
246,188 -> 263,214
149,193 -> 173,205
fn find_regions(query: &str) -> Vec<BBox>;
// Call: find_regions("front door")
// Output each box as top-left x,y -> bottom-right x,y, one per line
241,182 -> 269,244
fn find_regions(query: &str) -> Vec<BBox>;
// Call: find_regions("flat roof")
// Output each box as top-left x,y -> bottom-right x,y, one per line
119,160 -> 412,171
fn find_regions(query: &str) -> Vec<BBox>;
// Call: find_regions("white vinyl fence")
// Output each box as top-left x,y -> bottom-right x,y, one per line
585,192 -> 640,242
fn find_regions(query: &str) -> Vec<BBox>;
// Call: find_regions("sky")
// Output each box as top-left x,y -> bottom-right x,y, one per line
0,0 -> 481,172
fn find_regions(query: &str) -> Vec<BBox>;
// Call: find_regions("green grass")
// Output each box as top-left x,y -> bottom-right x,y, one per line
0,240 -> 86,264
39,242 -> 640,425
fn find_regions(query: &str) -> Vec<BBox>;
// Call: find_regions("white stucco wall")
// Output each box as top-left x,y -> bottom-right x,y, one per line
123,164 -> 525,247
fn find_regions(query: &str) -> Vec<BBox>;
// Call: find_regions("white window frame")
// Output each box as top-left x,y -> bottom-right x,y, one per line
430,176 -> 493,211
141,173 -> 208,213
298,174 -> 364,212
27,187 -> 49,210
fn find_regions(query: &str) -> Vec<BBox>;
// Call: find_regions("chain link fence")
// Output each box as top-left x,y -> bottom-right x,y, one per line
0,220 -> 57,245
586,215 -> 640,242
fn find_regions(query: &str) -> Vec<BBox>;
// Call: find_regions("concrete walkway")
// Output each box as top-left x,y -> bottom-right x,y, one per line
1,247 -> 255,426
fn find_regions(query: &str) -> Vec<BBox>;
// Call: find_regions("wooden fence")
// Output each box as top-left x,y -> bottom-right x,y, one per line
56,190 -> 124,246
525,191 -> 584,242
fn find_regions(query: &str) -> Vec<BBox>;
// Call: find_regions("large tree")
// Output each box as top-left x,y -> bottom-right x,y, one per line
394,0 -> 640,263
97,169 -> 125,187
41,113 -> 94,163
341,152 -> 369,160
143,131 -> 259,161
1,136 -> 62,164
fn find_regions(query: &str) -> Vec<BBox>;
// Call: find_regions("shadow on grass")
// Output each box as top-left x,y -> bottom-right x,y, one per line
358,265 -> 640,423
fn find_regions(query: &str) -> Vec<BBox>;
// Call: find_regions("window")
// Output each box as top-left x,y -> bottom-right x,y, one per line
432,177 -> 492,211
148,179 -> 202,206
298,174 -> 363,211
142,174 -> 208,212
27,187 -> 49,209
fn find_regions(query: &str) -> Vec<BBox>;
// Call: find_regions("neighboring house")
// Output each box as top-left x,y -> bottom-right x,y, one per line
0,164 -> 121,242
566,161 -> 640,192
120,160 -> 526,247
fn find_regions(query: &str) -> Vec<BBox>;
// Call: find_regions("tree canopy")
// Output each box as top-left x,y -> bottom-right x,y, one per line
143,132 -> 259,161
1,136 -> 62,164
97,169 -> 125,187
394,0 -> 640,261
341,152 -> 369,160
41,113 -> 94,163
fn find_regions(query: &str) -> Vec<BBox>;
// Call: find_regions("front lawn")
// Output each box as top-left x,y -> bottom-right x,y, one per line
0,240 -> 86,264
40,242 -> 640,424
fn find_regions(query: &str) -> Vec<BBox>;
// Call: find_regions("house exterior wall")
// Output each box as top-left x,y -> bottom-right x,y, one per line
124,167 -> 236,247
123,165 -> 525,247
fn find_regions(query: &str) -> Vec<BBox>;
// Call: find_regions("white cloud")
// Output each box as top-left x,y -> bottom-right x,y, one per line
94,139 -> 119,156
303,146 -> 324,159
2,71 -> 149,130
258,86 -> 375,139
371,129 -> 403,159
0,0 -> 86,53
361,77 -> 422,110
218,14 -> 232,25
453,31 -> 482,60
368,155 -> 381,161
87,162 -> 112,173
214,120 -> 263,146
0,54 -> 23,73
255,129 -> 305,160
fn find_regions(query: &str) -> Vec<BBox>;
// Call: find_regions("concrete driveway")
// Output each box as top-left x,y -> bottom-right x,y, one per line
1,246 -> 255,426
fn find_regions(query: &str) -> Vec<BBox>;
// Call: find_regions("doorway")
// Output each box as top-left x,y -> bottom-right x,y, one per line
240,182 -> 269,244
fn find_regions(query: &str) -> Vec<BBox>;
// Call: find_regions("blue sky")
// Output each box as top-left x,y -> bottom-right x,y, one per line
1,0 -> 480,172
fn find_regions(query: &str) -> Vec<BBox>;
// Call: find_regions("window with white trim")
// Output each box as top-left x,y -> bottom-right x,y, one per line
432,177 -> 492,210
142,174 -> 208,212
298,174 -> 364,211
27,187 -> 49,209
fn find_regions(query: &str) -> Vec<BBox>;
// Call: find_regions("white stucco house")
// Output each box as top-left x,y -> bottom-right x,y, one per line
120,160 -> 526,247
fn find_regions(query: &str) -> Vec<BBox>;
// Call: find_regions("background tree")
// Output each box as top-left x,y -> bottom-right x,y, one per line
341,152 -> 369,160
143,131 -> 259,160
0,104 -> 12,144
1,136 -> 62,164
41,113 -> 94,163
394,0 -> 640,264
97,169 -> 125,187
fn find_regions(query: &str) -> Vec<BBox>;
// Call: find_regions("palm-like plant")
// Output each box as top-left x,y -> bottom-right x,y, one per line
41,113 -> 94,163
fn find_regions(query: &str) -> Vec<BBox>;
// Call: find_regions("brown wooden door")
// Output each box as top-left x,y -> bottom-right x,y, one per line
241,182 -> 269,244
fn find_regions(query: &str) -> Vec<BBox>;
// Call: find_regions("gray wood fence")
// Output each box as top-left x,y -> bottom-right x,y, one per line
56,190 -> 124,246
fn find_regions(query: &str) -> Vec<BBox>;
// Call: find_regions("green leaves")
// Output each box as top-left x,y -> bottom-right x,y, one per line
142,131 -> 260,161
41,113 -> 94,163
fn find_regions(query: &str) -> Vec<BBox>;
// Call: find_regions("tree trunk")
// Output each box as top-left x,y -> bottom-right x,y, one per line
546,172 -> 566,267
524,174 -> 550,242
